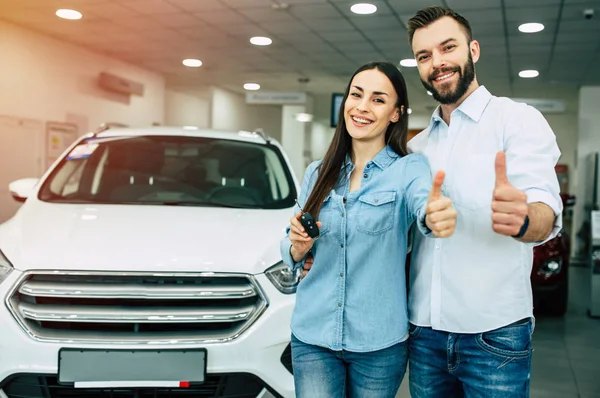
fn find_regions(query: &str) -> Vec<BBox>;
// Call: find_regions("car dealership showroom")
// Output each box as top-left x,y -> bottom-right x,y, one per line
0,0 -> 599,397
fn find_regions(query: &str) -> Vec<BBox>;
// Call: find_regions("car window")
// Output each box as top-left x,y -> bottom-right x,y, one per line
38,135 -> 297,209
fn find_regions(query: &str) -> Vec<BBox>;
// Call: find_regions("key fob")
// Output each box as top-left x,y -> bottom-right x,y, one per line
299,212 -> 320,239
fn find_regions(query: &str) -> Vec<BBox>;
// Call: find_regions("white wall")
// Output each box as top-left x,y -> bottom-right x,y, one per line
0,20 -> 165,132
210,87 -> 282,142
165,89 -> 211,129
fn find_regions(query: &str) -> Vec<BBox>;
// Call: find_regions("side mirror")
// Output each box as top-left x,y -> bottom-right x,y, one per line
9,178 -> 40,203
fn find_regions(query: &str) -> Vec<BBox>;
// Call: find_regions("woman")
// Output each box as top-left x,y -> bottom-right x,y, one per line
279,61 -> 457,397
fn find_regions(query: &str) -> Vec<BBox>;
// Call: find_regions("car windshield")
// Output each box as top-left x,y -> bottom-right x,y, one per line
38,134 -> 297,209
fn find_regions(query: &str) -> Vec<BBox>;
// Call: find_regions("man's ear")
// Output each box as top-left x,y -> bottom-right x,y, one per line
470,39 -> 480,63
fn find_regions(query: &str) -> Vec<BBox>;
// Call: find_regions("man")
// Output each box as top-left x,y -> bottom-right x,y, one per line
405,5 -> 562,398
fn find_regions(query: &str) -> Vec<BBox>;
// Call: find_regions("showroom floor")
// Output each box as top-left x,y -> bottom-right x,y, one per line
394,266 -> 600,398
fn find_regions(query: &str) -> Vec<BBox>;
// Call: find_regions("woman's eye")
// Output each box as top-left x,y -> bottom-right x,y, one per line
351,92 -> 361,98
374,98 -> 385,103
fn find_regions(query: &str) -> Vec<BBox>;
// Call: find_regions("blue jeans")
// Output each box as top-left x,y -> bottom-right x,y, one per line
290,334 -> 408,398
408,318 -> 534,398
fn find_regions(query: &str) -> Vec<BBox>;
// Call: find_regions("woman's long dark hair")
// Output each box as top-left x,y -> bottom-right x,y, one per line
303,61 -> 410,219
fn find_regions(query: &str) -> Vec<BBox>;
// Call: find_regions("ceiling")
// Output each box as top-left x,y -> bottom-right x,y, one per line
1,0 -> 599,113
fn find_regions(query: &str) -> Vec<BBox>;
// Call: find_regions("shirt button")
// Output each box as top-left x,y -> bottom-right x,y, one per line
341,244 -> 344,248
363,173 -> 368,178
338,303 -> 342,307
366,164 -> 371,168
340,273 -> 344,278
436,245 -> 440,250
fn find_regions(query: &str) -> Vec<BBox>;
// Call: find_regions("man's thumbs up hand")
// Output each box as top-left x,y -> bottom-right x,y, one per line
492,152 -> 528,236
425,171 -> 457,238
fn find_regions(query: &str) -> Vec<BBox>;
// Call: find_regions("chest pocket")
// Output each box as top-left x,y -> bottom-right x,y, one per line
356,191 -> 397,235
316,192 -> 334,237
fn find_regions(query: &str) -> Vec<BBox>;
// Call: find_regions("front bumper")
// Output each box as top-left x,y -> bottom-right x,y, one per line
0,271 -> 295,398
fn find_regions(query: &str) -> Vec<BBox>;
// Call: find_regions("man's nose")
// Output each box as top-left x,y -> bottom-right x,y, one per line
432,51 -> 446,70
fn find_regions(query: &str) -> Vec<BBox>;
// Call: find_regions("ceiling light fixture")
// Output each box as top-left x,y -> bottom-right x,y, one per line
407,108 -> 413,114
350,3 -> 377,15
182,59 -> 202,67
183,126 -> 199,130
296,113 -> 313,123
250,36 -> 272,46
427,91 -> 433,96
519,69 -> 539,78
518,22 -> 544,33
55,9 -> 83,20
244,83 -> 260,91
400,58 -> 417,67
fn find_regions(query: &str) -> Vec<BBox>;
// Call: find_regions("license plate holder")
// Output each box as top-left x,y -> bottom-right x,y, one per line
58,348 -> 207,388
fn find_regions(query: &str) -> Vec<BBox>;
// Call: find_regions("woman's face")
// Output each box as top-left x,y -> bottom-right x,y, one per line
344,69 -> 401,144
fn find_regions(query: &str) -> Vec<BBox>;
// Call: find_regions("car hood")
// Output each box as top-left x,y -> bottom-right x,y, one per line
0,201 -> 291,274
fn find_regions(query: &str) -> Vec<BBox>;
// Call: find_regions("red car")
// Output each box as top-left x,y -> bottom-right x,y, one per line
531,193 -> 575,316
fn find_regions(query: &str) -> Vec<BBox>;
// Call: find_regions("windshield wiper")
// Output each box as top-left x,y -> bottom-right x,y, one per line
159,201 -> 259,209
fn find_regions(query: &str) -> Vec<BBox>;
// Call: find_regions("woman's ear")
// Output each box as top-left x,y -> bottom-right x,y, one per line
391,107 -> 402,123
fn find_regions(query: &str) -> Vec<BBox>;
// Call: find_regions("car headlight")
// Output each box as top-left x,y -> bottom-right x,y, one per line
265,261 -> 301,294
0,250 -> 14,285
540,259 -> 562,276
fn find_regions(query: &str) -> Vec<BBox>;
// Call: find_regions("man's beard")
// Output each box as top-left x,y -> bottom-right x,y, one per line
421,53 -> 475,105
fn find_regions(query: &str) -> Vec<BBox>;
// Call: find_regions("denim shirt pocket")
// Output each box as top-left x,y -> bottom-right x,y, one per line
316,191 -> 334,237
356,190 -> 397,235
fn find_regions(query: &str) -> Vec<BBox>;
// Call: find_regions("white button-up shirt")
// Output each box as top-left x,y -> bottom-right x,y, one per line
407,86 -> 563,333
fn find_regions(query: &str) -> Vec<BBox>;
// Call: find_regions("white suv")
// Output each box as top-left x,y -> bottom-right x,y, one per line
0,126 -> 301,398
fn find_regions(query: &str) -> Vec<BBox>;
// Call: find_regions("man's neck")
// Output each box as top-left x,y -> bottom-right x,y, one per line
439,80 -> 480,125
351,139 -> 385,169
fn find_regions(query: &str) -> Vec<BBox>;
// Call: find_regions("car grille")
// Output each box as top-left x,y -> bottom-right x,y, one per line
1,373 -> 282,398
6,271 -> 267,344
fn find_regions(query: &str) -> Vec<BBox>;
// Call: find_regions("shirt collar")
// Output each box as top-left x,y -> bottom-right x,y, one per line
343,145 -> 398,170
429,85 -> 493,125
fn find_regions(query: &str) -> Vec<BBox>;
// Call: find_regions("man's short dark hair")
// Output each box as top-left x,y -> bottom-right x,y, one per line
407,6 -> 473,45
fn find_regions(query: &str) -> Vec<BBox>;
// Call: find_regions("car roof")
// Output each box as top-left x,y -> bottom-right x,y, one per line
93,126 -> 275,145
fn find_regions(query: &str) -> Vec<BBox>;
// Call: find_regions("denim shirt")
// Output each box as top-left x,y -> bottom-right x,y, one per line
280,146 -> 433,352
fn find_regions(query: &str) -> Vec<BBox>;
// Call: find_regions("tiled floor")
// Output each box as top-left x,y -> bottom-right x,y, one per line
396,266 -> 600,397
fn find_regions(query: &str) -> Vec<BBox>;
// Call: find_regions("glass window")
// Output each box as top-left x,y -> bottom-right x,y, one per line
38,135 -> 297,209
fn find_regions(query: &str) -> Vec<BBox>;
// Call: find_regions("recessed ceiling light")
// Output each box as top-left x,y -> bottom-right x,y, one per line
427,91 -> 433,96
407,108 -> 413,114
296,113 -> 313,123
519,69 -> 539,78
250,36 -> 272,46
183,126 -> 199,130
182,59 -> 202,67
56,9 -> 82,20
518,22 -> 544,33
399,59 -> 417,67
351,3 -> 377,15
244,83 -> 260,91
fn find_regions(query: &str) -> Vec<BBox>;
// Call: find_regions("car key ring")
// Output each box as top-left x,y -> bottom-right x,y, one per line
295,199 -> 320,240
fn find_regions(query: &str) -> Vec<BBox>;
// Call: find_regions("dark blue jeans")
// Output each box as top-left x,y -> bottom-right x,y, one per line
408,318 -> 534,398
290,334 -> 408,398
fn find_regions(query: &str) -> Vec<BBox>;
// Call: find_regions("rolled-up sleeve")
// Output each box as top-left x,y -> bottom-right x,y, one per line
279,161 -> 318,271
505,105 -> 563,244
404,154 -> 434,237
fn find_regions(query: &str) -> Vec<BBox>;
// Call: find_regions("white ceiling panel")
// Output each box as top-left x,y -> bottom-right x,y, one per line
0,0 -> 597,108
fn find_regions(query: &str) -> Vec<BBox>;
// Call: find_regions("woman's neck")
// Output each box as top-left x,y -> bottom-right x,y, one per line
351,138 -> 385,169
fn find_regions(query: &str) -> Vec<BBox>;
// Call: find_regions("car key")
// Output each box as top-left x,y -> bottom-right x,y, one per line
295,199 -> 320,240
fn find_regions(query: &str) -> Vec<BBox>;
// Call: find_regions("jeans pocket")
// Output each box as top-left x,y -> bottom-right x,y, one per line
408,324 -> 422,339
475,321 -> 532,359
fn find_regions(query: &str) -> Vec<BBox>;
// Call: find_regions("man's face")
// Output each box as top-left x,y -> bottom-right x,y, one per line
411,17 -> 479,105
